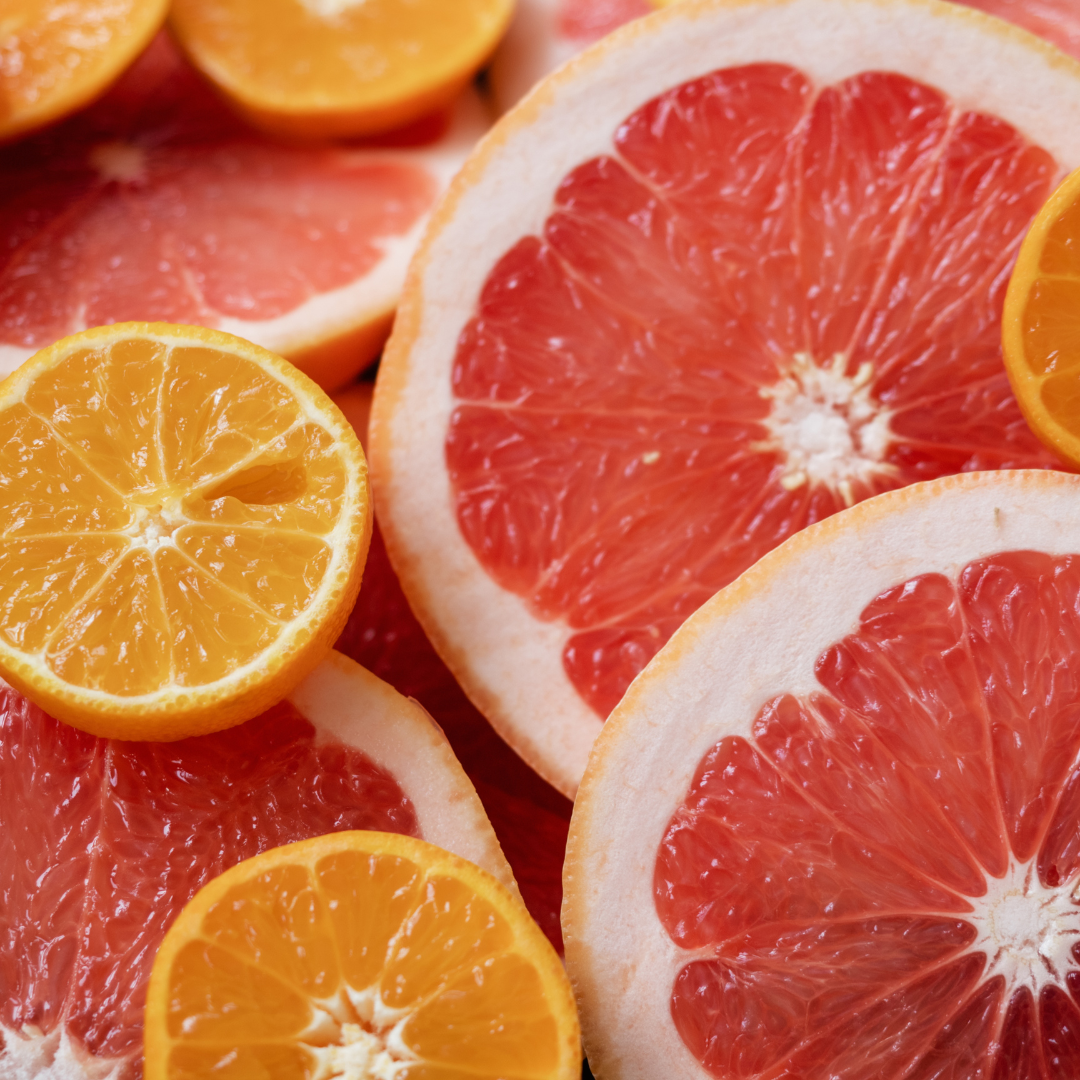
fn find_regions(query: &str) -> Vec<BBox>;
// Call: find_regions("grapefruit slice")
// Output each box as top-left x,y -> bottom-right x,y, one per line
168,0 -> 514,141
564,470 -> 1080,1080
332,380 -> 575,952
372,0 -> 1079,798
0,648 -> 513,1080
0,323 -> 370,741
489,0 -> 654,112
958,0 -> 1080,57
144,831 -> 580,1080
0,0 -> 168,144
0,34 -> 489,391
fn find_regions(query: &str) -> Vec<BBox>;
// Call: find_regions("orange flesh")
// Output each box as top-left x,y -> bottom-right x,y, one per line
0,36 -> 439,349
655,550 -> 1080,1077
447,64 -> 1065,718
0,689 -> 416,1075
0,337 -> 346,697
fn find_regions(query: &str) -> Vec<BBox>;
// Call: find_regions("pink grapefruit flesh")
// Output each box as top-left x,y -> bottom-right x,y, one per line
448,65 -> 1063,718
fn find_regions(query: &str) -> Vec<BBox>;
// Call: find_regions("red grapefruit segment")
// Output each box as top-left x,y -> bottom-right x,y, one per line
0,651 -> 512,1078
565,473 -> 1080,1080
0,35 -> 488,390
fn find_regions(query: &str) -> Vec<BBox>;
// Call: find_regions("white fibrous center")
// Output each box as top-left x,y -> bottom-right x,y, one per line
125,501 -> 187,554
303,985 -> 417,1080
756,352 -> 897,506
969,861 -> 1080,996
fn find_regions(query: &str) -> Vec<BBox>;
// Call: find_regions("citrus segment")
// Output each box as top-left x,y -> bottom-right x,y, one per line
0,35 -> 489,389
168,0 -> 513,140
564,472 -> 1080,1080
0,0 -> 168,144
0,650 -> 513,1078
374,0 -> 1080,797
144,831 -> 580,1080
0,323 -> 369,739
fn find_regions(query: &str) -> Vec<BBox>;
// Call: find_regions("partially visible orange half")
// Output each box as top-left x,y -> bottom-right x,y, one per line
0,0 -> 168,144
0,322 -> 370,740
168,0 -> 514,140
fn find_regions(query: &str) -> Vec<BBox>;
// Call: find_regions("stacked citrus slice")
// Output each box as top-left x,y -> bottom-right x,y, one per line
0,322 -> 369,739
565,470 -> 1080,1079
0,0 -> 168,143
145,831 -> 580,1080
0,651 -> 517,1078
372,0 -> 1080,797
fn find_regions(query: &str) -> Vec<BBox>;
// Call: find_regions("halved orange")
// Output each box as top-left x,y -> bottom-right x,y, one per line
168,0 -> 514,140
0,0 -> 168,144
144,830 -> 581,1080
0,322 -> 370,740
1003,164 -> 1080,466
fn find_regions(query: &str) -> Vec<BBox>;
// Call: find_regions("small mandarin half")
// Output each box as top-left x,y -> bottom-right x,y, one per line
168,0 -> 514,140
144,830 -> 581,1080
0,322 -> 369,739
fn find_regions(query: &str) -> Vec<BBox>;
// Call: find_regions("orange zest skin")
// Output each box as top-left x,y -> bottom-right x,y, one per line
0,0 -> 169,145
144,830 -> 581,1080
0,323 -> 370,741
167,0 -> 514,140
1003,164 -> 1080,468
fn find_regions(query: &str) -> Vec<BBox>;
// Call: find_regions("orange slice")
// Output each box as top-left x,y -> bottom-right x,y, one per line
167,0 -> 514,140
1003,164 -> 1080,466
565,470 -> 1080,1080
0,0 -> 168,144
144,830 -> 581,1080
0,322 -> 370,740
372,0 -> 1080,799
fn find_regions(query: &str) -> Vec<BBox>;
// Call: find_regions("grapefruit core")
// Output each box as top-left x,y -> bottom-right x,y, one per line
564,470 -> 1080,1080
0,35 -> 489,392
371,0 -> 1080,798
0,650 -> 513,1080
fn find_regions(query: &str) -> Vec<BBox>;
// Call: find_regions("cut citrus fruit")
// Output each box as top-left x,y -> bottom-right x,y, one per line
0,322 -> 369,740
0,649 -> 515,1080
0,0 -> 168,144
958,0 -> 1080,58
168,0 -> 513,141
564,469 -> 1080,1080
144,829 -> 579,1080
372,0 -> 1079,798
490,0 -> 653,111
332,380 -> 574,951
1003,165 -> 1080,466
0,34 -> 489,391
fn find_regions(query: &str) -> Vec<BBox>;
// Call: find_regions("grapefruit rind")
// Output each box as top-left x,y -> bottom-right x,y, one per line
372,0 -> 1080,798
143,830 -> 579,1080
562,470 -> 1080,1080
1003,163 -> 1080,466
0,323 -> 371,740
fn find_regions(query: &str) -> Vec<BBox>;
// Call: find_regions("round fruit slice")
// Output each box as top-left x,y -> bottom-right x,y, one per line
564,470 -> 1080,1080
1003,165 -> 1080,466
145,830 -> 579,1080
332,379 -> 575,952
489,0 -> 654,112
372,0 -> 1079,798
168,0 -> 513,140
0,33 -> 490,390
0,0 -> 168,144
0,322 -> 369,740
0,649 -> 515,1080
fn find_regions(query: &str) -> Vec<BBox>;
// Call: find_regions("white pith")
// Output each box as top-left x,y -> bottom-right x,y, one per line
564,472 -> 1080,1080
373,0 -> 1080,798
966,860 -> 1080,997
0,651 -> 516,1080
756,353 -> 897,504
0,88 -> 490,382
304,985 -> 416,1080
